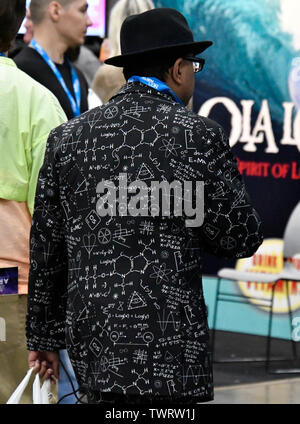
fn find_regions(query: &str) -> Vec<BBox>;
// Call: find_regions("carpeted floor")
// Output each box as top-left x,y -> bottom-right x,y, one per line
211,330 -> 300,387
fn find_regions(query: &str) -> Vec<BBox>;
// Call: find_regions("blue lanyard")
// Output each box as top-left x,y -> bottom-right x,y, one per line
30,39 -> 81,117
128,76 -> 184,105
0,53 -> 6,57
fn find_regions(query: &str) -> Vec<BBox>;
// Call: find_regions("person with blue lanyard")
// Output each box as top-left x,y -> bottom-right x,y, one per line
14,0 -> 92,121
14,0 -> 93,404
26,8 -> 263,405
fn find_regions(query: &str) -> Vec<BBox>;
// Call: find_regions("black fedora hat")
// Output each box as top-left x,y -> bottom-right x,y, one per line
105,8 -> 213,67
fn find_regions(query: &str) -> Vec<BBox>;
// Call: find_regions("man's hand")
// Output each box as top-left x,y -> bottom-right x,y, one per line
28,351 -> 60,385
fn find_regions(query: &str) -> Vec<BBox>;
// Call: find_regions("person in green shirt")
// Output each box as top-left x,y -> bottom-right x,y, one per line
0,0 -> 67,292
0,0 -> 67,403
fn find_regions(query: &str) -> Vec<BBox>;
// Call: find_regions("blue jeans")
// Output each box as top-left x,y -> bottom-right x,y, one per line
58,349 -> 79,404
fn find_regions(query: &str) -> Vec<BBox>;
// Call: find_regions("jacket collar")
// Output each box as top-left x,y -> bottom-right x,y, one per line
110,81 -> 183,105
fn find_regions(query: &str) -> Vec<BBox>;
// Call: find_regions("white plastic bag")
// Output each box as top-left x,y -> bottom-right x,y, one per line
7,368 -> 51,404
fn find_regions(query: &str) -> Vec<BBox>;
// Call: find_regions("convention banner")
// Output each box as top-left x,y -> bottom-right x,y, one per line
154,0 -> 300,338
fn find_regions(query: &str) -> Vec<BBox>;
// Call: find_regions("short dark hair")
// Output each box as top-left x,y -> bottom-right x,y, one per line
123,56 -> 178,82
30,0 -> 75,25
0,0 -> 26,52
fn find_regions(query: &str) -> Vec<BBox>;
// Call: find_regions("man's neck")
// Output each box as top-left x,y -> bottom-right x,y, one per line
164,76 -> 187,106
31,27 -> 68,64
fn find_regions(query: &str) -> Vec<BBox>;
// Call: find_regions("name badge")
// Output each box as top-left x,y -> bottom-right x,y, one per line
0,268 -> 18,295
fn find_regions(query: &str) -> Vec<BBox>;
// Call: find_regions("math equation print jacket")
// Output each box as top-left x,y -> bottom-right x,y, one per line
27,81 -> 263,402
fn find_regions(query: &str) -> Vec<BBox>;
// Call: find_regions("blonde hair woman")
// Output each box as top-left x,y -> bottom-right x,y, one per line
92,0 -> 154,103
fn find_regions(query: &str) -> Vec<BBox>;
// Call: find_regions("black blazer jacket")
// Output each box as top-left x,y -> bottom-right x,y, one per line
27,82 -> 263,402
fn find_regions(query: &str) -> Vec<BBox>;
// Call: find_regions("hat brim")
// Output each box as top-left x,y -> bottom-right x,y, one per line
105,41 -> 213,67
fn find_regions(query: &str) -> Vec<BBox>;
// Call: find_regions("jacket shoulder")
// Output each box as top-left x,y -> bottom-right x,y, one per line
167,104 -> 227,137
48,106 -> 103,138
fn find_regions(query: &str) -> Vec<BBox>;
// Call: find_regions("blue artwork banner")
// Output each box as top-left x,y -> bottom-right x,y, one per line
154,0 -> 300,339
154,0 -> 300,240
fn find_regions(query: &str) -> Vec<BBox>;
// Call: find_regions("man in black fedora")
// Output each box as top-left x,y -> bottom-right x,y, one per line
26,8 -> 263,404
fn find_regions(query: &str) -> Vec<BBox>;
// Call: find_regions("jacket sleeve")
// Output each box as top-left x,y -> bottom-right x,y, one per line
26,127 -> 68,352
196,122 -> 264,259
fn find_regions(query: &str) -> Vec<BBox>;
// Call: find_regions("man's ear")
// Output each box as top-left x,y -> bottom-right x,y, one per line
48,1 -> 63,23
169,58 -> 184,86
